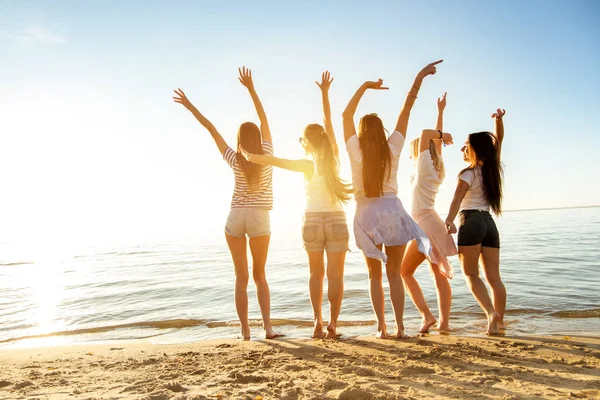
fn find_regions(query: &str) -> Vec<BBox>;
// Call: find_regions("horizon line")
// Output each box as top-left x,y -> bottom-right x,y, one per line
503,205 -> 600,213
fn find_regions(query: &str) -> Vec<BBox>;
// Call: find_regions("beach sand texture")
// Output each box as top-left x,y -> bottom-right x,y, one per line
1,334 -> 599,400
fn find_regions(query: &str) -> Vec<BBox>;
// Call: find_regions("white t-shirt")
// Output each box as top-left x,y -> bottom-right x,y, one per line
411,150 -> 443,215
459,167 -> 489,211
346,131 -> 405,200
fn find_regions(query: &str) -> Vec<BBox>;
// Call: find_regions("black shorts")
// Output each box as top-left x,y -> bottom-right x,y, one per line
457,210 -> 500,248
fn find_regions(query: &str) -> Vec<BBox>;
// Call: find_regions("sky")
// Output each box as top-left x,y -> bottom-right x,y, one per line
0,0 -> 599,248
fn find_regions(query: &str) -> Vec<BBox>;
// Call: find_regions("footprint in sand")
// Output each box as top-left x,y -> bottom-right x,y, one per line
0,380 -> 11,388
402,366 -> 435,375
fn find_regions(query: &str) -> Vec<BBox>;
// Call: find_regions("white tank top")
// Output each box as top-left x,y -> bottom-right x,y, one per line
305,159 -> 344,213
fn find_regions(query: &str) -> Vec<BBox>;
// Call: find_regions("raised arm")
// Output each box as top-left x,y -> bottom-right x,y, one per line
491,108 -> 506,159
238,66 -> 272,144
342,79 -> 388,143
173,88 -> 229,155
316,70 -> 337,156
395,60 -> 443,137
419,129 -> 453,154
239,147 -> 312,177
433,92 -> 447,154
444,179 -> 470,234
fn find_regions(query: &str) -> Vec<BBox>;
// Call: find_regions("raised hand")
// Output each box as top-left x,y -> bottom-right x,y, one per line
441,132 -> 453,146
365,79 -> 389,90
238,66 -> 254,90
491,108 -> 506,120
437,92 -> 447,112
418,60 -> 443,78
316,70 -> 334,91
173,88 -> 193,110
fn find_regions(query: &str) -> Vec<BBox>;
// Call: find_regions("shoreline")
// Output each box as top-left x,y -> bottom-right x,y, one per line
1,333 -> 598,399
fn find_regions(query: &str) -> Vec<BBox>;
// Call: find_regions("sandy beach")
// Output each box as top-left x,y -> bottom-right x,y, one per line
1,334 -> 598,400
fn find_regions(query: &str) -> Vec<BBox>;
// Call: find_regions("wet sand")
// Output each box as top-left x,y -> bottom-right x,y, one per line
1,334 -> 599,399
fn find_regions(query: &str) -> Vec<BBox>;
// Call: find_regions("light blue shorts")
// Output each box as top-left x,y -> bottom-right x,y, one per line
225,208 -> 270,238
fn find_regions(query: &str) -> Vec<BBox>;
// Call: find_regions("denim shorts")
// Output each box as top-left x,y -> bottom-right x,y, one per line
225,208 -> 270,238
457,210 -> 500,248
302,211 -> 349,253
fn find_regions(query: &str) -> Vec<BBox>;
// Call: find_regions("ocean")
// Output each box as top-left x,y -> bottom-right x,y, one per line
1,207 -> 599,347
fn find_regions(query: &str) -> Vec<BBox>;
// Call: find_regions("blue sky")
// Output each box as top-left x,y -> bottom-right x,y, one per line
0,0 -> 598,246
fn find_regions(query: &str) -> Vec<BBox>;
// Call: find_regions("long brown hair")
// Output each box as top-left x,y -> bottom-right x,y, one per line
358,114 -> 391,198
304,124 -> 353,204
410,137 -> 445,181
460,131 -> 503,215
236,122 -> 263,190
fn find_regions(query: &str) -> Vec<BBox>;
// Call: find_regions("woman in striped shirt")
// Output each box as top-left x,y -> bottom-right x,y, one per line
240,71 -> 352,339
173,67 -> 281,340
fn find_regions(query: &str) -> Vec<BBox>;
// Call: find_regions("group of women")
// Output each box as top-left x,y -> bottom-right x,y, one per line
172,59 -> 507,340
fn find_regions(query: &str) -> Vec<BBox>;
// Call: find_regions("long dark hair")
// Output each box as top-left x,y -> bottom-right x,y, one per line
236,122 -> 263,190
461,131 -> 503,215
358,114 -> 391,198
304,124 -> 353,204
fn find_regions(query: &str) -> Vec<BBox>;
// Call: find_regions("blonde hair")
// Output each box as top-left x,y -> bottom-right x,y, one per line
358,114 -> 391,198
304,124 -> 353,204
410,137 -> 445,181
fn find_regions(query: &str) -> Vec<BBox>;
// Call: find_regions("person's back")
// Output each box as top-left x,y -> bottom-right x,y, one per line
411,149 -> 443,215
305,159 -> 344,213
225,141 -> 274,210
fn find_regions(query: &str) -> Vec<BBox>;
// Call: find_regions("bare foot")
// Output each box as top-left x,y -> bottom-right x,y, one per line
312,321 -> 325,339
486,312 -> 501,336
392,325 -> 410,339
239,327 -> 251,341
498,320 -> 506,330
419,316 -> 437,333
375,330 -> 388,339
265,328 -> 285,339
436,324 -> 453,335
325,323 -> 338,339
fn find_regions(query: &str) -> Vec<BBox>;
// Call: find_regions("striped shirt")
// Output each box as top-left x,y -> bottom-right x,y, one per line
223,141 -> 273,209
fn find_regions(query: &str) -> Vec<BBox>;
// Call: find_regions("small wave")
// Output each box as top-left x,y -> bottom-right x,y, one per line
0,318 -> 207,344
550,309 -> 600,319
0,262 -> 34,267
207,319 -> 376,328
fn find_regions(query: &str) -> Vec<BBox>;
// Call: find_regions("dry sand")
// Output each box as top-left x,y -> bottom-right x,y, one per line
1,334 -> 598,399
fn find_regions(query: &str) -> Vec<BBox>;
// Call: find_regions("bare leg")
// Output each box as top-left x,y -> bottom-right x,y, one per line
459,245 -> 500,335
307,251 -> 325,338
365,245 -> 387,338
249,235 -> 281,339
225,233 -> 250,340
325,251 -> 346,338
480,247 -> 506,330
400,240 -> 435,333
385,244 -> 408,338
428,261 -> 452,332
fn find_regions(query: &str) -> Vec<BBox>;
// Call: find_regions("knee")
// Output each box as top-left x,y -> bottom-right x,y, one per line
252,266 -> 266,282
326,267 -> 343,282
486,276 -> 504,288
400,268 -> 414,279
368,267 -> 383,280
386,266 -> 402,280
236,272 -> 249,285
462,270 -> 479,281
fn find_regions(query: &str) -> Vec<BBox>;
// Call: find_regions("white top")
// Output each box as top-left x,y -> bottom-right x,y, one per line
305,159 -> 344,213
411,150 -> 443,215
223,141 -> 274,209
346,131 -> 405,200
459,167 -> 489,211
